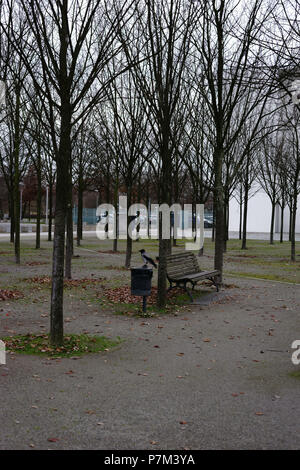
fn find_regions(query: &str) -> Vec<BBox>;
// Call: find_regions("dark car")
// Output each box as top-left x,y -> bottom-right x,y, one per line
204,217 -> 213,228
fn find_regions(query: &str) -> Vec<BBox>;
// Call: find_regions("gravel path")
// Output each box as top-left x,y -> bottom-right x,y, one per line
1,276 -> 300,450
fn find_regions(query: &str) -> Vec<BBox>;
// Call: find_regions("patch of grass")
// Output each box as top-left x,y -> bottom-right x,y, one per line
167,288 -> 208,305
289,370 -> 300,379
226,271 -> 300,283
2,333 -> 122,358
112,302 -> 140,316
103,265 -> 128,271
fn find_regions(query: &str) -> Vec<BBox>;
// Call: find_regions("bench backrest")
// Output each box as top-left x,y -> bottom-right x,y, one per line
166,251 -> 200,278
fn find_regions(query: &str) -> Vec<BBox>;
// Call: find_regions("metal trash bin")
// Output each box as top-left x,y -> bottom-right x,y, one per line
131,267 -> 153,313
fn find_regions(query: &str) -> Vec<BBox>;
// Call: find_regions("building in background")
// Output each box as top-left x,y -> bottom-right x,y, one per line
229,185 -> 300,234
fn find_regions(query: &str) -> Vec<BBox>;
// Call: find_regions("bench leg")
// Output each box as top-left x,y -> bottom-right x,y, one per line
167,281 -> 174,292
168,281 -> 194,302
183,282 -> 193,302
209,277 -> 219,292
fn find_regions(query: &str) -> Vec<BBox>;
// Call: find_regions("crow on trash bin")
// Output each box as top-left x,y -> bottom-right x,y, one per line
139,249 -> 157,268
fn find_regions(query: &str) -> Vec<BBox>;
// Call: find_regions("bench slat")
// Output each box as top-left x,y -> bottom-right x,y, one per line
170,270 -> 219,281
167,252 -> 199,276
166,252 -> 219,281
167,264 -> 197,273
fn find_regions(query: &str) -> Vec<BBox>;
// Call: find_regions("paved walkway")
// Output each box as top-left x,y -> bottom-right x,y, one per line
0,277 -> 300,449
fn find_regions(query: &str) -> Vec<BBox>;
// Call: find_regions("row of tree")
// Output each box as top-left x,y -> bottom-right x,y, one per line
0,0 -> 299,345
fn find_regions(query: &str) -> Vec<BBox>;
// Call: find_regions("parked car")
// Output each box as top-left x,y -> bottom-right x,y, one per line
204,218 -> 213,228
96,212 -> 115,223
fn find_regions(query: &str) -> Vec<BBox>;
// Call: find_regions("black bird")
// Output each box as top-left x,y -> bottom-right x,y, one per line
139,249 -> 157,268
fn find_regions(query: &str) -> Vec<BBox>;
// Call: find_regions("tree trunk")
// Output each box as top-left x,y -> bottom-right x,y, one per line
13,86 -> 21,264
135,177 -> 141,243
105,172 -> 110,239
36,167 -> 42,249
157,237 -> 169,307
173,176 -> 179,247
14,182 -> 20,264
113,175 -> 119,252
157,201 -> 169,307
291,190 -> 298,262
77,175 -> 83,247
197,199 -> 204,257
223,197 -> 229,253
213,148 -> 224,283
125,187 -> 133,268
166,236 -> 172,255
241,183 -> 249,250
48,179 -> 53,242
9,193 -> 15,243
289,203 -> 292,242
157,150 -> 172,308
50,161 -> 67,346
50,94 -> 71,346
113,204 -> 119,252
270,200 -> 275,245
239,185 -> 243,240
192,198 -> 196,241
147,197 -> 151,239
280,200 -> 284,244
65,176 -> 73,279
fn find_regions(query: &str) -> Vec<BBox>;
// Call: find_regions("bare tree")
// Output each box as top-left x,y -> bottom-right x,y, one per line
3,0 -> 135,345
270,0 -> 300,258
118,0 -> 200,307
239,152 -> 260,250
192,0 -> 276,281
258,131 -> 282,245
178,91 -> 214,253
26,94 -> 49,249
94,72 -> 148,265
72,121 -> 94,247
0,5 -> 31,262
282,111 -> 300,261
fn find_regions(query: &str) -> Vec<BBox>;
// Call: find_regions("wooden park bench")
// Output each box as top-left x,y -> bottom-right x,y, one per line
166,251 -> 220,302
